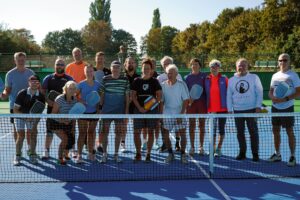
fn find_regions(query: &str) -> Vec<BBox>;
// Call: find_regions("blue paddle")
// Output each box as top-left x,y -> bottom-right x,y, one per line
86,91 -> 100,106
190,84 -> 203,100
69,102 -> 86,114
274,81 -> 289,98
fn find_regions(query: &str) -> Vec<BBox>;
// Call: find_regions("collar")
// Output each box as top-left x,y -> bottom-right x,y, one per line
27,88 -> 39,97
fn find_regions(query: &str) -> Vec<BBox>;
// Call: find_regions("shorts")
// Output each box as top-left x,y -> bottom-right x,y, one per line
187,100 -> 207,114
272,106 -> 294,128
129,102 -> 135,114
15,118 -> 38,131
133,108 -> 158,130
79,112 -> 99,122
48,119 -> 74,149
101,94 -> 125,114
163,117 -> 187,131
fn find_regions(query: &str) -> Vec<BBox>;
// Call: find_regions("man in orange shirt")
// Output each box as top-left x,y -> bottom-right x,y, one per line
205,59 -> 228,157
66,47 -> 86,83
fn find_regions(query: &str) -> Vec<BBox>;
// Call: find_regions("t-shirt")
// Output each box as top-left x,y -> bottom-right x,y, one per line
94,68 -> 111,84
131,77 -> 162,107
77,80 -> 102,113
126,72 -> 140,86
55,94 -> 77,114
5,67 -> 35,109
161,80 -> 189,114
14,88 -> 45,113
185,72 -> 207,102
100,75 -> 130,95
65,61 -> 86,83
42,73 -> 73,113
270,70 -> 300,109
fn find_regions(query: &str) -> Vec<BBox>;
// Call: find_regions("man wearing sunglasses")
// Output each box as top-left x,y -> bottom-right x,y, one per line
268,53 -> 300,167
41,58 -> 73,159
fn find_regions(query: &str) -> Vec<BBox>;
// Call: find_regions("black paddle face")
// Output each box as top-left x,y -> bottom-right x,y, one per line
47,90 -> 60,101
30,101 -> 45,114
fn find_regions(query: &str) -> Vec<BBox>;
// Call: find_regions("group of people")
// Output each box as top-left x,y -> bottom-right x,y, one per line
0,49 -> 298,167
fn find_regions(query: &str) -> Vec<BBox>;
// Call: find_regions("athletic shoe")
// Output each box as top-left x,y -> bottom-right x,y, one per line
145,154 -> 151,163
114,154 -> 122,163
268,153 -> 282,162
165,153 -> 174,163
134,153 -> 142,163
100,154 -> 108,163
189,148 -> 195,156
29,154 -> 38,165
153,142 -> 160,150
175,142 -> 181,152
159,144 -> 168,153
120,143 -> 126,153
57,158 -> 66,166
71,150 -> 78,158
199,147 -> 207,156
214,148 -> 222,157
252,153 -> 259,162
287,156 -> 296,167
76,155 -> 84,164
97,145 -> 104,154
41,150 -> 49,160
181,154 -> 188,164
13,155 -> 21,166
236,153 -> 246,160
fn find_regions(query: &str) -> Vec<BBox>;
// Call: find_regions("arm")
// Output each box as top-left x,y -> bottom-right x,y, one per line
226,81 -> 233,113
13,105 -> 22,114
125,92 -> 130,114
255,76 -> 263,113
156,90 -> 162,113
1,87 -> 11,100
131,90 -> 146,113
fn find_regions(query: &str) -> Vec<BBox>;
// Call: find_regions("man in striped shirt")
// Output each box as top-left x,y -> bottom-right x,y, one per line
99,61 -> 130,163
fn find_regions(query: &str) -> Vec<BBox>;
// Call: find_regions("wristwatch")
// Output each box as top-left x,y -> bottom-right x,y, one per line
285,96 -> 289,101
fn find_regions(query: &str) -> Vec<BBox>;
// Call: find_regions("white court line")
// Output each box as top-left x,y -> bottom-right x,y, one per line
0,132 -> 12,140
190,157 -> 231,200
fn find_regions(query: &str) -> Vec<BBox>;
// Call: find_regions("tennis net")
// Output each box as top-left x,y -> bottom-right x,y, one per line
0,113 -> 299,183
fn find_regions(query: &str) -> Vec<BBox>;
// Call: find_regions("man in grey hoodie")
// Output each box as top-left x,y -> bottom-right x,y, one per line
227,58 -> 263,162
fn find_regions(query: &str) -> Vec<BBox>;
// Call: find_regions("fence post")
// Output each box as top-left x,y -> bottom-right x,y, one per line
209,114 -> 214,177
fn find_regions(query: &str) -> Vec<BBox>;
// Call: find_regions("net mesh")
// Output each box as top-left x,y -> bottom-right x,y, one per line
0,113 -> 299,183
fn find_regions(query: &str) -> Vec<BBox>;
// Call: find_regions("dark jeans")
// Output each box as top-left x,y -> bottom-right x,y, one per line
234,109 -> 259,155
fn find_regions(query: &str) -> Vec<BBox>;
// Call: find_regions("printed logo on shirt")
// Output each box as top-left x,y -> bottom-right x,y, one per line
235,80 -> 249,94
143,84 -> 149,91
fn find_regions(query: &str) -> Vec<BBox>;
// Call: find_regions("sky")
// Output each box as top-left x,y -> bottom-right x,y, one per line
0,0 -> 264,48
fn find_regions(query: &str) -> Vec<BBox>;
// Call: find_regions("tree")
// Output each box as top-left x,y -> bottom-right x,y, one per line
284,26 -> 300,67
42,28 -> 83,54
89,0 -> 111,26
152,8 -> 161,29
108,29 -> 137,56
146,28 -> 162,59
160,26 -> 179,56
81,20 -> 112,53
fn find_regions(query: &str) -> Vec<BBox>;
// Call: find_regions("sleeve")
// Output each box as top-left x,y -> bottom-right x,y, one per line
177,74 -> 183,81
14,90 -> 24,107
77,82 -> 83,92
254,75 -> 263,108
42,75 -> 49,90
270,74 -> 276,89
181,81 -> 190,101
226,79 -> 233,112
154,79 -> 162,91
292,72 -> 300,88
5,72 -> 12,88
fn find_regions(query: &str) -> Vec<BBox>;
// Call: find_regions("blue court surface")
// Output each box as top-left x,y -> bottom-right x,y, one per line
0,115 -> 300,199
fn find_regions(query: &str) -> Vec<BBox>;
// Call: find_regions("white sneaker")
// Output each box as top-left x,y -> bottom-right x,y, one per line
120,143 -> 126,153
287,156 -> 296,167
141,142 -> 147,151
42,150 -> 49,160
71,150 -> 78,158
268,153 -> 282,162
100,153 -> 108,163
189,148 -> 195,156
76,155 -> 84,164
153,142 -> 160,150
13,155 -> 21,166
199,147 -> 207,156
165,153 -> 174,163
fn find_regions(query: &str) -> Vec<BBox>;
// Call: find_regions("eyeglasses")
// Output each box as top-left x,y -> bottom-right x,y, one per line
56,63 -> 65,66
29,79 -> 39,83
278,59 -> 288,63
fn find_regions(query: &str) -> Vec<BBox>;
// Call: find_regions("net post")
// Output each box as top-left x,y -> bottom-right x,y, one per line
209,114 -> 214,177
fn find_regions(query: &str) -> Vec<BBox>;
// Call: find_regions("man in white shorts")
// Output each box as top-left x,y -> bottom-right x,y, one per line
160,64 -> 189,164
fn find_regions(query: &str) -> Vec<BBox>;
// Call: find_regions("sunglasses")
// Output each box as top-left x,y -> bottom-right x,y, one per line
56,63 -> 65,66
278,59 -> 288,62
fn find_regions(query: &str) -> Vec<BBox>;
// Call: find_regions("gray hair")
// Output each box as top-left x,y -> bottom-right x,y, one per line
14,52 -> 26,60
209,59 -> 222,67
160,56 -> 173,66
236,58 -> 248,66
62,81 -> 77,94
166,64 -> 178,73
278,53 -> 290,61
72,47 -> 82,54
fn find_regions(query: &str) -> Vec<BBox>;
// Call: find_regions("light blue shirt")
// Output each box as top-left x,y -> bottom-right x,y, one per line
5,67 -> 35,109
77,80 -> 102,113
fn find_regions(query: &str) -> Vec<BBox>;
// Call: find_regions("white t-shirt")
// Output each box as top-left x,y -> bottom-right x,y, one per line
270,70 -> 300,109
161,80 -> 189,114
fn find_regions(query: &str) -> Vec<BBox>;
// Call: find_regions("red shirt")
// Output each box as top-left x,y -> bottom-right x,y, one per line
208,73 -> 228,113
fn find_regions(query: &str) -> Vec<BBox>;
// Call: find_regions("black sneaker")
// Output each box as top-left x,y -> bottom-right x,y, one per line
287,156 -> 296,167
236,153 -> 246,160
145,154 -> 151,163
159,144 -> 168,153
134,153 -> 142,163
97,145 -> 104,154
175,142 -> 181,152
252,154 -> 259,162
